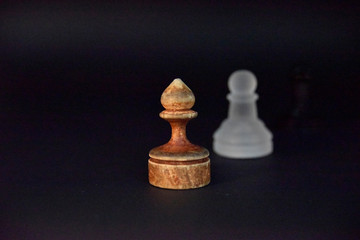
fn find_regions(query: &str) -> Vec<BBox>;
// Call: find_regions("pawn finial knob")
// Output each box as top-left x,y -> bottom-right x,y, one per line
228,70 -> 257,94
161,78 -> 195,110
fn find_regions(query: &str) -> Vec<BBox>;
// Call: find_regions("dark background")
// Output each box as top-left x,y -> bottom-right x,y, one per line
1,0 -> 359,122
1,1 -> 360,239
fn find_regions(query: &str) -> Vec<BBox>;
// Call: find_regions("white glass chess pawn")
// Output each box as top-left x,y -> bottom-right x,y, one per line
213,70 -> 273,158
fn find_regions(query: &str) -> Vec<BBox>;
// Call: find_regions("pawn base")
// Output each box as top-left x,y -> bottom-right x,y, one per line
213,141 -> 272,159
148,158 -> 210,190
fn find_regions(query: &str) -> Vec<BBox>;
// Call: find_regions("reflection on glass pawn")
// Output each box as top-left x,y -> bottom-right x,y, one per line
213,70 -> 273,158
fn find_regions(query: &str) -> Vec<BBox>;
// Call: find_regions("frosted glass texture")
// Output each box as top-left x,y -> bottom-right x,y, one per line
213,70 -> 273,158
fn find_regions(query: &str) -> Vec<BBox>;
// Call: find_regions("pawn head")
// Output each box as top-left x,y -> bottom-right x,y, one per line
228,70 -> 257,94
161,78 -> 195,110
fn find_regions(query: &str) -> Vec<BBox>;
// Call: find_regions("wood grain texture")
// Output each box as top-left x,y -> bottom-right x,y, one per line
148,158 -> 210,189
148,79 -> 211,189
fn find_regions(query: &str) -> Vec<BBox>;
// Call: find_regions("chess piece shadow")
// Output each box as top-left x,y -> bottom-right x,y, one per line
210,152 -> 277,195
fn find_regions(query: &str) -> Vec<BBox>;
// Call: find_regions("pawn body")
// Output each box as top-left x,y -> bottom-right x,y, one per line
213,70 -> 273,158
149,79 -> 210,189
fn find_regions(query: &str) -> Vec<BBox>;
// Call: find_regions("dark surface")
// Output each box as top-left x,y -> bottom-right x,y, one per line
1,114 -> 360,239
1,1 -> 360,239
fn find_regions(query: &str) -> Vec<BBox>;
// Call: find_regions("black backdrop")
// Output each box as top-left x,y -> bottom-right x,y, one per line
1,1 -> 359,122
1,1 -> 360,239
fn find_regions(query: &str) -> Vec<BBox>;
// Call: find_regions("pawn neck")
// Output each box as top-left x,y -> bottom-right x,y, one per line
227,93 -> 258,120
168,119 -> 191,145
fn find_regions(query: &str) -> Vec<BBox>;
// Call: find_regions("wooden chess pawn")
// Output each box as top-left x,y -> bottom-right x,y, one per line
148,79 -> 210,189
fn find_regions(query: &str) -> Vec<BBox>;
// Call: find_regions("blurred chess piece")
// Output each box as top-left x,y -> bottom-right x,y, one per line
213,70 -> 273,158
282,66 -> 320,129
